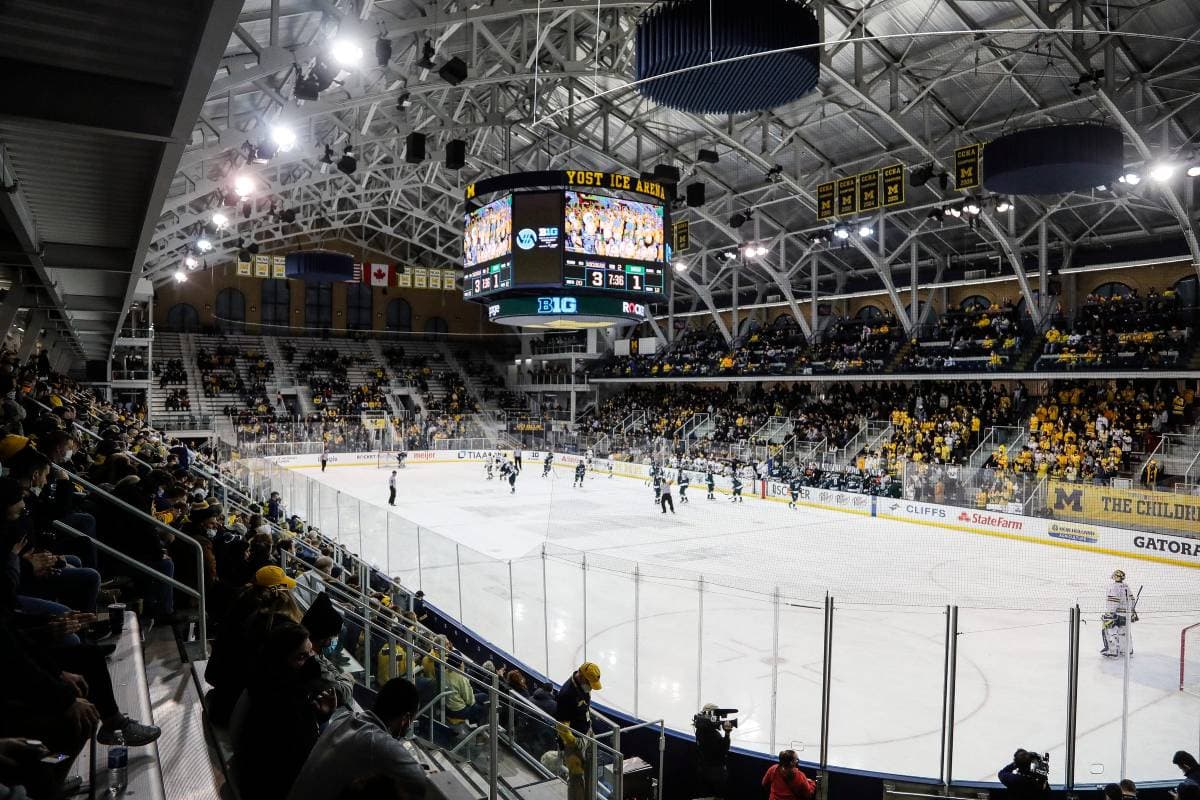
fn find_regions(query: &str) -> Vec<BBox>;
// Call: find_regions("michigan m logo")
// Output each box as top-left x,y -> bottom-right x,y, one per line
1053,487 -> 1083,512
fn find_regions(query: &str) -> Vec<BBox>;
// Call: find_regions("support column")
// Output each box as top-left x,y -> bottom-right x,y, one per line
910,241 -> 919,329
810,252 -> 818,334
731,259 -> 740,341
1038,221 -> 1049,321
17,310 -> 46,363
667,261 -> 675,344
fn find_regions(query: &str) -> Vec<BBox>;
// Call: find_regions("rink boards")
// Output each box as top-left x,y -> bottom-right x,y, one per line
269,450 -> 1200,570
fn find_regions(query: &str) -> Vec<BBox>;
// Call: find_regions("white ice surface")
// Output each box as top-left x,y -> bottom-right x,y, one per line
289,460 -> 1200,785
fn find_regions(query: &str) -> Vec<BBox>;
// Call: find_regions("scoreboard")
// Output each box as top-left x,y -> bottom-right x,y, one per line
563,258 -> 664,294
462,261 -> 513,299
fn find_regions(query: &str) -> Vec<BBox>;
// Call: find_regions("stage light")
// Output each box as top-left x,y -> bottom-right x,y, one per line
184,254 -> 199,268
857,224 -> 874,237
233,173 -> 255,199
674,261 -> 688,272
995,198 -> 1012,213
417,40 -> 437,70
174,270 -> 188,283
833,226 -> 850,240
1120,171 -> 1141,185
196,237 -> 213,253
271,125 -> 297,153
1149,162 -> 1176,182
331,39 -> 363,66
211,212 -> 229,228
395,92 -> 411,110
1188,164 -> 1200,178
964,200 -> 980,215
319,145 -> 335,174
337,145 -> 357,175
294,72 -> 320,101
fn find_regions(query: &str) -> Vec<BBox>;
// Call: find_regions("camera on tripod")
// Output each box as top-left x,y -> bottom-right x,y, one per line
1015,748 -> 1050,779
693,705 -> 739,731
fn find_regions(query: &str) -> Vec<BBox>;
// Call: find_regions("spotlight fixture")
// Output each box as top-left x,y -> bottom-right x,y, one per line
742,244 -> 768,258
417,40 -> 437,70
809,232 -> 828,245
1149,162 -> 1176,182
674,261 -> 688,272
174,269 -> 188,283
729,211 -> 747,229
255,139 -> 279,161
995,197 -> 1013,213
963,199 -> 981,215
375,36 -> 393,67
294,71 -> 320,101
718,250 -> 738,262
1188,164 -> 1200,178
311,58 -> 337,91
233,173 -> 255,199
211,212 -> 229,228
857,224 -> 874,237
319,145 -> 335,174
331,39 -> 363,66
948,206 -> 962,218
765,164 -> 784,184
196,237 -> 213,253
336,145 -> 357,175
697,148 -> 720,165
1120,171 -> 1141,185
271,125 -> 297,153
395,92 -> 411,110
184,254 -> 199,268
833,226 -> 850,240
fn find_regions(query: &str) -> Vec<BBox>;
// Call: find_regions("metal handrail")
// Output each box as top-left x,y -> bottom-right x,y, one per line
62,469 -> 209,655
52,521 -> 199,600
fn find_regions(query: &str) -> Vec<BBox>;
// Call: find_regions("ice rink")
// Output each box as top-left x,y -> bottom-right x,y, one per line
287,457 -> 1200,785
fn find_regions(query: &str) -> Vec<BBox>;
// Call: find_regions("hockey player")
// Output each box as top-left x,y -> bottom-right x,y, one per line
660,476 -> 675,514
607,461 -> 613,479
485,458 -> 495,480
320,445 -> 329,473
788,475 -> 803,509
388,470 -> 397,506
500,459 -> 518,494
1101,569 -> 1136,658
542,452 -> 554,477
396,451 -> 408,469
652,469 -> 663,505
679,472 -> 690,503
585,447 -> 594,472
574,461 -> 586,487
731,473 -> 744,502
706,470 -> 716,500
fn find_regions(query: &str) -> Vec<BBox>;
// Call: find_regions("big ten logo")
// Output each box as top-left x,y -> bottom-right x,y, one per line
621,301 -> 646,316
1053,487 -> 1084,512
516,228 -> 537,249
538,226 -> 559,240
537,297 -> 577,314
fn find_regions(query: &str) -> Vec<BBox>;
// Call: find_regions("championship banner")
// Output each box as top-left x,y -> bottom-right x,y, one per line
413,267 -> 428,289
236,260 -> 252,276
673,219 -> 690,253
816,181 -> 835,220
955,143 -> 983,190
271,255 -> 286,279
429,270 -> 442,290
254,254 -> 270,278
397,270 -> 412,288
835,177 -> 858,216
1049,480 -> 1200,535
857,169 -> 880,212
882,164 -> 905,207
441,269 -> 457,290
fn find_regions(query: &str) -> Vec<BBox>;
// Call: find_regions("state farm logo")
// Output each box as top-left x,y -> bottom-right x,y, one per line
958,510 -> 1024,531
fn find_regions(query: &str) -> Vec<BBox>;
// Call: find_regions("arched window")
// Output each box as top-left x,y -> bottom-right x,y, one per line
1173,275 -> 1197,308
423,316 -> 449,342
737,318 -> 759,336
261,280 -> 290,330
960,295 -> 991,312
772,314 -> 796,329
166,303 -> 199,332
215,288 -> 245,333
347,283 -> 373,330
305,282 -> 332,329
856,304 -> 885,321
386,298 -> 412,332
1091,281 -> 1133,299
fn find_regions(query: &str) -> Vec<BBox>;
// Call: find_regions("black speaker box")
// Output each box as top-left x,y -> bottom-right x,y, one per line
686,182 -> 706,207
405,132 -> 426,164
445,139 -> 466,170
438,57 -> 468,86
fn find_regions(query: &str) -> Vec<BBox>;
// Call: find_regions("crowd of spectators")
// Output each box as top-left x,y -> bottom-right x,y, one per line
902,300 -> 1023,372
1039,287 -> 1193,370
164,389 -> 191,412
155,358 -> 188,388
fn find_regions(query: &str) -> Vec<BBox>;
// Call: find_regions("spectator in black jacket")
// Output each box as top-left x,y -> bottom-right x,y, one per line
1173,751 -> 1200,794
997,749 -> 1050,799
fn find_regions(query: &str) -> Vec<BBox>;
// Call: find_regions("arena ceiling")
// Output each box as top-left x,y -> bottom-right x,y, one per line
142,0 -> 1200,343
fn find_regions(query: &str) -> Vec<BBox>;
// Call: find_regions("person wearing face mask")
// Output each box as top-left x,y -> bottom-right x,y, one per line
286,677 -> 426,800
300,591 -> 353,707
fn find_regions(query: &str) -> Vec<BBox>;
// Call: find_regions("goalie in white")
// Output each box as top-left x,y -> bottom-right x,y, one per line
1101,569 -> 1137,658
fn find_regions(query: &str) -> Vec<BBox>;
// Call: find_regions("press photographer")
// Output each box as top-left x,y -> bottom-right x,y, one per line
998,748 -> 1051,799
693,704 -> 737,799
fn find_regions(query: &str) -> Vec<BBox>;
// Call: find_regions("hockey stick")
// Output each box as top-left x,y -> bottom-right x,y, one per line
1131,585 -> 1142,622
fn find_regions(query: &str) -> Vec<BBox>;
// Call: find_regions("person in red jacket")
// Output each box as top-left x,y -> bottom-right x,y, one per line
762,749 -> 817,800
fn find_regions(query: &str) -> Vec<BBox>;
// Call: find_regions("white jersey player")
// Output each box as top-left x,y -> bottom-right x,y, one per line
1101,569 -> 1136,658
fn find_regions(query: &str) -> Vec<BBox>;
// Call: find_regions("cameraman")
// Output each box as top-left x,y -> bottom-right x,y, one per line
998,749 -> 1050,799
693,704 -> 732,799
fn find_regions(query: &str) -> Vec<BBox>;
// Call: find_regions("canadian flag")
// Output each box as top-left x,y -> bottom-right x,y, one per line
368,263 -> 392,287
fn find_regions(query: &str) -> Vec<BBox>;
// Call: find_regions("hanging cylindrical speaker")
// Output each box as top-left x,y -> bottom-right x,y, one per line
983,124 -> 1123,195
445,139 -> 466,170
686,182 -> 706,207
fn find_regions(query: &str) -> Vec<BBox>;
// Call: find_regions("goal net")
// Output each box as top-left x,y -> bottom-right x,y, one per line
1182,623 -> 1200,695
375,451 -> 408,469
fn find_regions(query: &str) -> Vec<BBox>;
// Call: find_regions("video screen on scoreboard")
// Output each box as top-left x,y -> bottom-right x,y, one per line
463,195 -> 511,269
562,191 -> 665,296
510,191 -> 564,287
